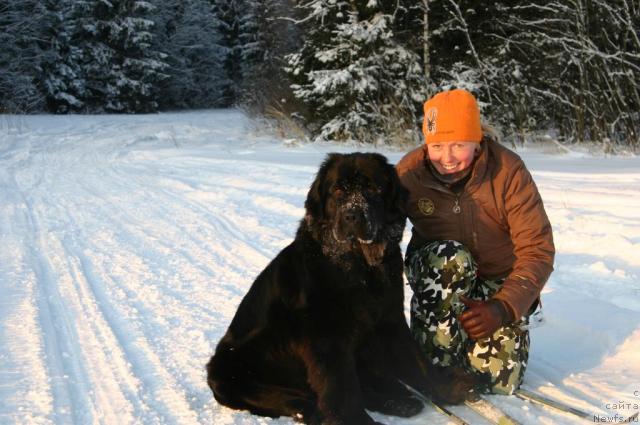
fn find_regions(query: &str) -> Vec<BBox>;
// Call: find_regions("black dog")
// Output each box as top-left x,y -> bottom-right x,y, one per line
206,153 -> 472,424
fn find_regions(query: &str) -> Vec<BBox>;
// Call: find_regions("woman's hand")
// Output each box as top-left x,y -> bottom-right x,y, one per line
458,296 -> 513,340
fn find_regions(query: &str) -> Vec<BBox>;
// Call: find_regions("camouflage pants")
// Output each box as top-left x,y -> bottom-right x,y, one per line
405,240 -> 530,395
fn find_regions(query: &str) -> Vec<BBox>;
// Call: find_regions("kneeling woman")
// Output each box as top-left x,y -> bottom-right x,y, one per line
396,89 -> 555,395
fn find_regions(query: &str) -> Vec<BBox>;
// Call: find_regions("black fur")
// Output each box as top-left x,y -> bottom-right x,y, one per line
206,153 -> 472,425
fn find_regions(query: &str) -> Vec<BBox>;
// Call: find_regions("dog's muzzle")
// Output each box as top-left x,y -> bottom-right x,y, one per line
334,202 -> 377,244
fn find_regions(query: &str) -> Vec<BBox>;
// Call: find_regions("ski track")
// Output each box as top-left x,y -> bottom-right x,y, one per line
1,111 -> 639,424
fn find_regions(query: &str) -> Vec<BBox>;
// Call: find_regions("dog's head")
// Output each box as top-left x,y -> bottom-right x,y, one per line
303,153 -> 408,266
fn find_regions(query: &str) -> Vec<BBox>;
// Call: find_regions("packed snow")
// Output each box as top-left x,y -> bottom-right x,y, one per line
1,110 -> 639,425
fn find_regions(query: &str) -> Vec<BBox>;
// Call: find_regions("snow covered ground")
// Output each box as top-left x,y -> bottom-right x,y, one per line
0,110 -> 638,425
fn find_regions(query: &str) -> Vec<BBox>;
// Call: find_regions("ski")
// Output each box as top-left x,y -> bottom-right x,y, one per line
430,400 -> 471,425
398,381 -> 470,425
622,411 -> 639,423
465,398 -> 522,425
515,388 -> 592,420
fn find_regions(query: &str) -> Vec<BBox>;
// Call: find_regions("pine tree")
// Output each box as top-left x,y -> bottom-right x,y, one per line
211,0 -> 243,106
38,0 -> 86,113
237,0 -> 302,109
425,0 -> 640,146
286,0 -> 426,143
0,0 -> 46,112
237,0 -> 263,86
496,0 -> 640,145
426,1 -> 538,136
79,0 -> 168,112
154,0 -> 228,108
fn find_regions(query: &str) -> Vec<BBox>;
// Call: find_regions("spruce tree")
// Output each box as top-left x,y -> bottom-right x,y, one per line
237,0 -> 302,109
155,0 -> 228,108
427,1 -> 537,135
80,0 -> 168,112
39,0 -> 86,113
0,0 -> 46,112
237,0 -> 262,87
211,0 -> 243,106
495,0 -> 640,145
286,0 -> 426,143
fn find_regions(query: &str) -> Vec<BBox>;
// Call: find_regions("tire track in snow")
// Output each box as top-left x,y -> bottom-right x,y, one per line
63,178 -> 256,319
102,161 -> 286,285
11,126 -> 207,424
18,185 -> 93,424
60,232 -> 202,424
30,216 -> 141,424
4,140 -> 93,423
73,143 -> 316,424
8,137 -> 145,424
0,215 -> 53,424
39,171 -> 213,422
37,157 -> 260,423
2,113 -> 305,424
114,157 -> 307,252
33,189 -> 182,424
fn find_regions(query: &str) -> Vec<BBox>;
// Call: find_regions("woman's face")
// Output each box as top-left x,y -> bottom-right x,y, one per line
426,141 -> 479,175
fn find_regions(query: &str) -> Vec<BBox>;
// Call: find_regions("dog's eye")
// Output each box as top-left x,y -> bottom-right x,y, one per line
333,188 -> 344,198
366,186 -> 382,195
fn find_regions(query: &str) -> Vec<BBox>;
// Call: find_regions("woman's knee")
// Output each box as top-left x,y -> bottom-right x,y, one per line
406,240 -> 477,292
467,328 -> 530,395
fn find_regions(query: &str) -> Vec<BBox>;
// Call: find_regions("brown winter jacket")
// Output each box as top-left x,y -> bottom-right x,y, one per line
396,136 -> 555,320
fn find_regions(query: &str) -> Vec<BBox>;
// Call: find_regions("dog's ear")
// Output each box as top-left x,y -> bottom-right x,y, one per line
385,162 -> 409,222
304,153 -> 339,225
305,176 -> 324,224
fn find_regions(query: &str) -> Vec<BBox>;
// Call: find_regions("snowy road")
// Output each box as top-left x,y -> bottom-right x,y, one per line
1,111 -> 639,424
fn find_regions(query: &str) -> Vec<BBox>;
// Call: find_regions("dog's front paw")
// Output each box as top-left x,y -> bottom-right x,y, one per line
380,396 -> 424,417
431,366 -> 478,405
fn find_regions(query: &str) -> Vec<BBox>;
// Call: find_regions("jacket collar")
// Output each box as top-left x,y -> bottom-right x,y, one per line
465,139 -> 490,193
416,140 -> 490,195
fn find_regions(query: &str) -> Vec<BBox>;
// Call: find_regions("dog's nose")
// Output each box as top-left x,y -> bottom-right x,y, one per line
344,209 -> 361,224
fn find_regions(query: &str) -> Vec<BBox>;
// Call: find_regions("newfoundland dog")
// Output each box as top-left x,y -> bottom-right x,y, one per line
206,153 -> 472,424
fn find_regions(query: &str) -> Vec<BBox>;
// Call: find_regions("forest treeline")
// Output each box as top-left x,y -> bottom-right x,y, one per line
1,1 -> 638,146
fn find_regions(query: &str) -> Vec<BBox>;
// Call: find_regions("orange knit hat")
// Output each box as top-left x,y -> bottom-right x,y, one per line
422,89 -> 482,144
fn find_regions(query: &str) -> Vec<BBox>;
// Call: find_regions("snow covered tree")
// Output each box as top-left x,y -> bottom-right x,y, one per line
210,0 -> 243,106
79,0 -> 168,112
428,1 -> 544,139
153,0 -> 228,108
496,0 -> 640,146
236,0 -> 266,91
38,0 -> 86,113
237,0 -> 303,110
286,0 -> 426,143
0,0 -> 46,112
424,0 -> 640,146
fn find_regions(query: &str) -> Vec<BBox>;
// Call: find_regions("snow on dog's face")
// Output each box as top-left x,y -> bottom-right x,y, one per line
304,153 -> 408,266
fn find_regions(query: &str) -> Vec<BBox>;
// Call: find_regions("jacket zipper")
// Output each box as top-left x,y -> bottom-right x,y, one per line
453,195 -> 479,250
453,195 -> 465,245
453,197 -> 461,214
